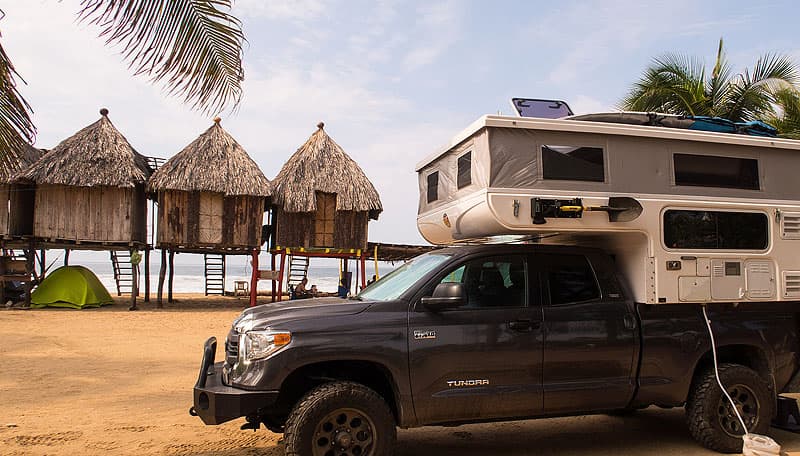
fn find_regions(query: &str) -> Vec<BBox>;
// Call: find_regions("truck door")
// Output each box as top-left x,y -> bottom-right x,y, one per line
539,253 -> 637,413
408,253 -> 543,424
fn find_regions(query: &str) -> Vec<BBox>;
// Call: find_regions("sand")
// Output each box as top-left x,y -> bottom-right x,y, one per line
3,295 -> 800,456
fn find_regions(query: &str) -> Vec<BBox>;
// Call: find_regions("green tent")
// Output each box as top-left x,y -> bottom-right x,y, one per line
31,265 -> 113,309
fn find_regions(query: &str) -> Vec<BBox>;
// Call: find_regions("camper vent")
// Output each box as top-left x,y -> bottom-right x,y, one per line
782,212 -> 800,239
783,271 -> 800,298
712,264 -> 725,277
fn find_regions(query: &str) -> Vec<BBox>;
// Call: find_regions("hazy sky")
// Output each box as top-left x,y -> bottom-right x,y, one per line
3,0 -> 799,246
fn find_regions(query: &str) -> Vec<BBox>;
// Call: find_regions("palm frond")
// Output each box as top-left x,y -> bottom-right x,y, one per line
0,37 -> 36,174
766,88 -> 800,138
726,53 -> 799,121
78,0 -> 245,115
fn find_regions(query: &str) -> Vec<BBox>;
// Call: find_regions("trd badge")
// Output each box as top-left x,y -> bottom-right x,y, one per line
414,330 -> 436,340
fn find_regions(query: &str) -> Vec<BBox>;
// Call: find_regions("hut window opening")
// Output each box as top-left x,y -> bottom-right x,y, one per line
314,192 -> 336,247
457,152 -> 472,189
199,193 -> 223,244
427,171 -> 439,203
673,153 -> 760,190
541,145 -> 605,182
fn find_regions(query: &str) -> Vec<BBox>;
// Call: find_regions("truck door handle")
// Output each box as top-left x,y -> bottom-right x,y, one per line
509,319 -> 539,332
623,314 -> 635,330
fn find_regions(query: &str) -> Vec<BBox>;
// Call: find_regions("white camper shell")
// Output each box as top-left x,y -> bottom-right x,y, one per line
416,114 -> 800,305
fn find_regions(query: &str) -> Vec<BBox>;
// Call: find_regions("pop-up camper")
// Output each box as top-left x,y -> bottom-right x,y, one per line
416,109 -> 800,305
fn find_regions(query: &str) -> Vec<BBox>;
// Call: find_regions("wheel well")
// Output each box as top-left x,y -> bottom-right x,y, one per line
692,344 -> 771,388
271,360 -> 400,425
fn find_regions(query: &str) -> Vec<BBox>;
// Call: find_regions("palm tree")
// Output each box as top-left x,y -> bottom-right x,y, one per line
620,39 -> 799,126
0,0 -> 245,171
765,88 -> 800,139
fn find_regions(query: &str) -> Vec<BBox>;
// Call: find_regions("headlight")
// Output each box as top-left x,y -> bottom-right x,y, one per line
239,330 -> 291,364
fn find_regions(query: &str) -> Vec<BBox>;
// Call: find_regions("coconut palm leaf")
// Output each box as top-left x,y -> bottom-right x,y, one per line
766,88 -> 800,139
78,0 -> 245,115
725,53 -> 799,122
0,38 -> 35,174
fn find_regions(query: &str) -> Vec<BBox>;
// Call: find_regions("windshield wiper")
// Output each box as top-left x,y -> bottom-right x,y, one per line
348,295 -> 363,301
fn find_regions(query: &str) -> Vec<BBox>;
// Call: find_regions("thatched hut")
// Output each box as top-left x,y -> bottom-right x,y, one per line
272,122 -> 382,249
147,118 -> 272,250
16,109 -> 152,244
0,142 -> 43,236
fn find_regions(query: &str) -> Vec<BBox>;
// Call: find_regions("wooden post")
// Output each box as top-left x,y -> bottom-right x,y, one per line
168,250 -> 175,303
144,248 -> 150,302
157,248 -> 166,308
249,249 -> 258,307
0,249 -> 6,306
129,250 -> 138,311
277,250 -> 287,302
24,249 -> 33,307
360,254 -> 367,290
64,249 -> 70,266
40,249 -> 46,281
270,252 -> 277,302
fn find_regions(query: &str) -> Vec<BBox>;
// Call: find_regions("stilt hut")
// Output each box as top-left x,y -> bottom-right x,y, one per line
272,122 -> 382,250
16,109 -> 152,244
147,118 -> 272,302
1,143 -> 43,236
266,122 -> 383,301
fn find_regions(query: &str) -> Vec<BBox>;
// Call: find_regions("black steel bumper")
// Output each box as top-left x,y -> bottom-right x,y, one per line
190,337 -> 279,425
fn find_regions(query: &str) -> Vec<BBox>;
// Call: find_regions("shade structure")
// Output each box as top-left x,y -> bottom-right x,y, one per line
272,122 -> 382,249
148,119 -> 272,250
31,265 -> 113,309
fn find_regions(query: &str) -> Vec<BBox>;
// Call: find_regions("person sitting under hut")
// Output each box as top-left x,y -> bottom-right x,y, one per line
310,284 -> 319,296
293,278 -> 312,299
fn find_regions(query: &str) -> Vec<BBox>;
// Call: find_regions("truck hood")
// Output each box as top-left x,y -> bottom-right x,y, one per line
234,297 -> 372,330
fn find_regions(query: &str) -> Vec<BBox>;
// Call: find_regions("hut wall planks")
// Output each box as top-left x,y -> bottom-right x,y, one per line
157,190 -> 264,249
276,206 -> 369,250
6,183 -> 35,236
33,184 -> 145,243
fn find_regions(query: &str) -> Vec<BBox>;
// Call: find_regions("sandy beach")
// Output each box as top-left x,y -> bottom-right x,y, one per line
3,295 -> 800,456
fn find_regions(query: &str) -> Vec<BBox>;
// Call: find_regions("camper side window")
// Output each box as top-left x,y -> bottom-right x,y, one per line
673,154 -> 760,190
541,145 -> 605,182
427,172 -> 439,203
457,152 -> 472,189
663,210 -> 768,250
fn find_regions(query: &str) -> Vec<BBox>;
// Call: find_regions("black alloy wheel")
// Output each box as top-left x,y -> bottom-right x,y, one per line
312,407 -> 376,456
716,383 -> 760,438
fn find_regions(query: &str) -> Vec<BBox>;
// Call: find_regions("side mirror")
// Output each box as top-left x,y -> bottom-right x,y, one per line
421,282 -> 466,312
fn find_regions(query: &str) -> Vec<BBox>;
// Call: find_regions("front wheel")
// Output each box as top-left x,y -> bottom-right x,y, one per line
685,363 -> 774,453
284,382 -> 397,456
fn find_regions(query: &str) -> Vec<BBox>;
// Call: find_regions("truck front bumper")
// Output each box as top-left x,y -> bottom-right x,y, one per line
191,337 -> 279,425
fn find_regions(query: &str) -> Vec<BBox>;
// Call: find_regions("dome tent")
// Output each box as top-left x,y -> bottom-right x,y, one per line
31,266 -> 113,309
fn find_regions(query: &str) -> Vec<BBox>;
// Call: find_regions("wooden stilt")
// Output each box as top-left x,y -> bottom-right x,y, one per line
24,249 -> 33,307
271,252 -> 276,302
40,249 -> 46,281
360,254 -> 367,290
144,248 -> 150,302
168,250 -> 175,303
249,249 -> 258,307
129,250 -> 138,311
277,250 -> 287,302
157,249 -> 166,308
64,249 -> 70,266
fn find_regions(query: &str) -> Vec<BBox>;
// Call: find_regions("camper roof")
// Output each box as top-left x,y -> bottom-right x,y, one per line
415,114 -> 800,172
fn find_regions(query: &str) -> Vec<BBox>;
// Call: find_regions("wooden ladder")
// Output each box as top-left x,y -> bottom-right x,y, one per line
287,255 -> 310,287
204,254 -> 226,296
110,251 -> 134,296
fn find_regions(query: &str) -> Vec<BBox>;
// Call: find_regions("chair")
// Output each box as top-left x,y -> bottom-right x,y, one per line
233,280 -> 249,297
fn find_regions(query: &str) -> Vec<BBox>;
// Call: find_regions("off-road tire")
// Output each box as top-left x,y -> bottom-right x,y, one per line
686,363 -> 773,453
284,381 -> 396,456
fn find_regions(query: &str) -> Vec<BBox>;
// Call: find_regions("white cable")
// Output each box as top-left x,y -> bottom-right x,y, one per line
702,305 -> 749,435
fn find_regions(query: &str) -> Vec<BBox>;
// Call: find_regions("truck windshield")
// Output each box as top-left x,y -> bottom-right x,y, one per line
358,253 -> 452,301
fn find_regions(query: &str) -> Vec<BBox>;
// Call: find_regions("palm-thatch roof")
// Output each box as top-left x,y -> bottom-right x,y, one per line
148,119 -> 271,197
1,142 -> 44,183
272,122 -> 383,219
17,109 -> 151,187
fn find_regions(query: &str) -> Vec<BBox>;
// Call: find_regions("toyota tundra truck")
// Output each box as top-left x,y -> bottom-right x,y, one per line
190,244 -> 800,455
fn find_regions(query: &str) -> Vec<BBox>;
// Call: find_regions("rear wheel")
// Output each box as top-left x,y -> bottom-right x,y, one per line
686,363 -> 773,453
284,382 -> 396,456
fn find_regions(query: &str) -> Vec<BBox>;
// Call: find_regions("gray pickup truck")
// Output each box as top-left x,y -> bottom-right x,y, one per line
191,244 -> 800,455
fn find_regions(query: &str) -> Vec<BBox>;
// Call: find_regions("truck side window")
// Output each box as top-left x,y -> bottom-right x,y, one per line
438,256 -> 526,308
545,255 -> 600,305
